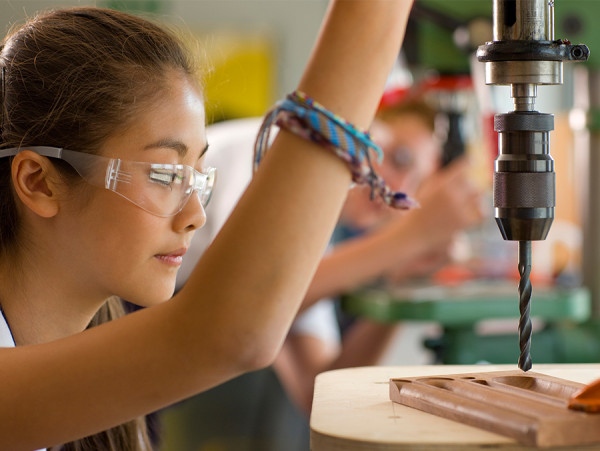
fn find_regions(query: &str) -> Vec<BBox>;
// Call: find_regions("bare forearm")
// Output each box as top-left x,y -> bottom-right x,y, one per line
302,157 -> 484,307
182,0 -> 414,362
299,0 -> 413,127
302,215 -> 427,308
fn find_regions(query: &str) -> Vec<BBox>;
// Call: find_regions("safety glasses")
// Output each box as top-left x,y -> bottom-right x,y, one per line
0,146 -> 216,217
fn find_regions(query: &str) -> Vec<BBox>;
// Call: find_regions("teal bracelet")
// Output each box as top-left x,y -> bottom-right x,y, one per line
254,90 -> 418,210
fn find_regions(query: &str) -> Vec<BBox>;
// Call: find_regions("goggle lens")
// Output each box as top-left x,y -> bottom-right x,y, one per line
106,158 -> 216,217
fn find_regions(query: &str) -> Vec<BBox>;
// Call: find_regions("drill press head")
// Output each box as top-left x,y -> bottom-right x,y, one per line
477,0 -> 589,243
476,0 -> 589,372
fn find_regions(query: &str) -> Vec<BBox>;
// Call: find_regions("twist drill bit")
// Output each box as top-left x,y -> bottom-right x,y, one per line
518,240 -> 533,372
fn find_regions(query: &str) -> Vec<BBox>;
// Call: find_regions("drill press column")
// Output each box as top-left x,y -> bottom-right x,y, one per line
477,0 -> 589,371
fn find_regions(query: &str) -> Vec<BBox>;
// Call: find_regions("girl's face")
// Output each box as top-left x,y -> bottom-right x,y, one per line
57,73 -> 208,306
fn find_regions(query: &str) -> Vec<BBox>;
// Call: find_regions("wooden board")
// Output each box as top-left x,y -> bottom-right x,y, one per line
390,370 -> 600,448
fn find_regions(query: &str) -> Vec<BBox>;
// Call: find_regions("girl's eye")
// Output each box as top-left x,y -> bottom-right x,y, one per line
149,168 -> 177,186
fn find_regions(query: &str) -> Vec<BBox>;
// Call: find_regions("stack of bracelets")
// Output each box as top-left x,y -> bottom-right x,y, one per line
254,90 -> 418,210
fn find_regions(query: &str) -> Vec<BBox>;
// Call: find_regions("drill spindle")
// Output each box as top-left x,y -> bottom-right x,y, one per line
518,240 -> 533,372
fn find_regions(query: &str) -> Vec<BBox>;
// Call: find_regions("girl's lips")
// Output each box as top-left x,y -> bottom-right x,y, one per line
155,249 -> 187,267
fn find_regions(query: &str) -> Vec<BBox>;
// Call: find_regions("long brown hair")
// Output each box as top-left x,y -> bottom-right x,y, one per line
0,7 -> 197,450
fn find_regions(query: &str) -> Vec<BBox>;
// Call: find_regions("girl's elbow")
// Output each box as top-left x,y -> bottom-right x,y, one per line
242,341 -> 281,372
230,335 -> 282,373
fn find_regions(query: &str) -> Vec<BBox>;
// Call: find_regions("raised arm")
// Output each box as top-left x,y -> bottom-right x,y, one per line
180,0 -> 415,367
0,1 -> 413,448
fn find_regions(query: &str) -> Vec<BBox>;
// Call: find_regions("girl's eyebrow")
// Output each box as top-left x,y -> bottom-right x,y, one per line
144,138 -> 188,157
144,139 -> 209,160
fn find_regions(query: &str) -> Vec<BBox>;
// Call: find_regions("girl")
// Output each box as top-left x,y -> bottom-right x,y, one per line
0,1 -> 413,449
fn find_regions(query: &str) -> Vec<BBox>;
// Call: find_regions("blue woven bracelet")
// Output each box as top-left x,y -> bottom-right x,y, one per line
254,90 -> 418,210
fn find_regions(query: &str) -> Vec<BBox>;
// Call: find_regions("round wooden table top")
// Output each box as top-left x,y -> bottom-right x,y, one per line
310,364 -> 600,450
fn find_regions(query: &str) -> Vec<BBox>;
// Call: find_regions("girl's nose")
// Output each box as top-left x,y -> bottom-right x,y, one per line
175,191 -> 207,232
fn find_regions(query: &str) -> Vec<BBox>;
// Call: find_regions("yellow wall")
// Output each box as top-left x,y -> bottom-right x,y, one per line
188,31 -> 277,124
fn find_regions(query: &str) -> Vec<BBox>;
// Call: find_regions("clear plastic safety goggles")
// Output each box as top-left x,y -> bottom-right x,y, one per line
0,146 -> 216,217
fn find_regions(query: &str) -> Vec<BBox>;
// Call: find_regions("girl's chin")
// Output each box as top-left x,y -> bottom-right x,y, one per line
126,285 -> 176,308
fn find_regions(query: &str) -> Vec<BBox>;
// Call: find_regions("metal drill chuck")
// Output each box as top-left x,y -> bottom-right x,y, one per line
494,110 -> 555,241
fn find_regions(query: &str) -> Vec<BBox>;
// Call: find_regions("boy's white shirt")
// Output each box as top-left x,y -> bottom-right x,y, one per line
0,307 -> 14,347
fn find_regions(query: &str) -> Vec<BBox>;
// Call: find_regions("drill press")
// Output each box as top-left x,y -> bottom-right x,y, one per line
477,0 -> 589,371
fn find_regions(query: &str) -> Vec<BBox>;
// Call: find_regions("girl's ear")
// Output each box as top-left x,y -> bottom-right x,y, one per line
11,150 -> 61,218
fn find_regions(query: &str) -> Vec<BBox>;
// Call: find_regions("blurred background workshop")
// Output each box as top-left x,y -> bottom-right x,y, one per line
2,0 -> 599,449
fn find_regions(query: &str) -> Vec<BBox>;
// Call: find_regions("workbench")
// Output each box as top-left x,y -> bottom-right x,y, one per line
341,280 -> 595,364
310,364 -> 600,450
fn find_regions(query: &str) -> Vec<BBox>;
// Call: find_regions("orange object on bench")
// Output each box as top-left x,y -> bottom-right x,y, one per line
569,377 -> 600,413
